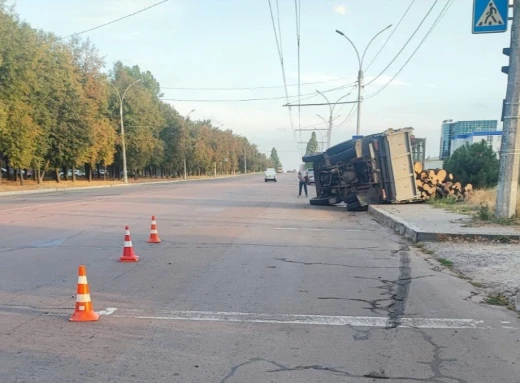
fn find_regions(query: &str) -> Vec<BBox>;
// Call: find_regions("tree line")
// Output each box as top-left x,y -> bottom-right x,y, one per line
0,2 -> 273,185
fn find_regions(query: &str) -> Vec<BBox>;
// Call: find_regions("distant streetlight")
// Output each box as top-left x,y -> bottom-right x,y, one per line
108,79 -> 142,183
315,90 -> 350,148
336,25 -> 392,136
182,109 -> 195,180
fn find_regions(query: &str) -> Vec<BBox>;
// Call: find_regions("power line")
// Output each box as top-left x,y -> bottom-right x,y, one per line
60,0 -> 170,40
160,76 -> 350,91
160,82 -> 355,103
365,0 -> 454,99
365,0 -> 439,87
294,0 -> 302,142
333,102 -> 357,129
365,0 -> 416,71
267,0 -> 299,153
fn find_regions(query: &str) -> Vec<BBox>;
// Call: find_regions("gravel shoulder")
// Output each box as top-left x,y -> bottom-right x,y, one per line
422,241 -> 520,311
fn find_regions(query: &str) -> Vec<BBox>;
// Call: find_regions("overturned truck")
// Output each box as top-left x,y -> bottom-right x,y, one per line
302,128 -> 421,211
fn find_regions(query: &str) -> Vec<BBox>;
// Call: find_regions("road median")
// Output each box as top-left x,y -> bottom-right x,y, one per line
0,174 -> 246,197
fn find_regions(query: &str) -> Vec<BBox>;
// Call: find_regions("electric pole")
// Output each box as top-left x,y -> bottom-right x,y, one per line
244,147 -> 247,174
496,0 -> 520,218
108,79 -> 142,183
356,68 -> 363,136
336,25 -> 392,136
182,109 -> 195,180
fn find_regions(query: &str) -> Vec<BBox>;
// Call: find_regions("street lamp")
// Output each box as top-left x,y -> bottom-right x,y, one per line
315,90 -> 351,148
182,109 -> 195,180
108,79 -> 142,183
336,25 -> 392,136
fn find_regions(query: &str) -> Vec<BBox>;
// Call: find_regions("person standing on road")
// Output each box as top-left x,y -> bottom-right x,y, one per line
298,168 -> 308,197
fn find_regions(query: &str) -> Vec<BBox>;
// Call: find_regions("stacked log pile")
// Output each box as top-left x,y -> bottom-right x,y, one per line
414,162 -> 473,200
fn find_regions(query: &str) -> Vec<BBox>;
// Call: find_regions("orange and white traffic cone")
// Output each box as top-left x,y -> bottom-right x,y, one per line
120,226 -> 139,262
148,215 -> 161,244
69,265 -> 99,322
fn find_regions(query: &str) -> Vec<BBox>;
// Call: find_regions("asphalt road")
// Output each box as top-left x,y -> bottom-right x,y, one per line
0,174 -> 518,383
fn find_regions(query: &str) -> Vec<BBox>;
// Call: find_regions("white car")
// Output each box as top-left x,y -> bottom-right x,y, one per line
307,169 -> 315,184
264,168 -> 277,182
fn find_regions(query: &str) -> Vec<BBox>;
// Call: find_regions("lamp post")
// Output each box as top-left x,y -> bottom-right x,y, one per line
108,79 -> 142,183
315,90 -> 350,148
182,109 -> 195,180
335,25 -> 392,136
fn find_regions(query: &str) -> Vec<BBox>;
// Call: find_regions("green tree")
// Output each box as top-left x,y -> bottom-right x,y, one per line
270,147 -> 282,168
305,132 -> 319,155
304,132 -> 319,167
443,141 -> 499,188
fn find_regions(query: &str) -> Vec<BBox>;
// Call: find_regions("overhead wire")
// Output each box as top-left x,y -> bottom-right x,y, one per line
60,0 -> 170,40
333,102 -> 357,129
267,0 -> 299,154
295,0 -> 302,145
364,0 -> 416,71
160,82 -> 356,103
365,0 -> 454,99
159,76 -> 351,91
365,0 -> 439,87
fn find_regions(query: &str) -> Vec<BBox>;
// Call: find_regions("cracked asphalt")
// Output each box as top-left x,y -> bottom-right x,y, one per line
0,174 -> 519,382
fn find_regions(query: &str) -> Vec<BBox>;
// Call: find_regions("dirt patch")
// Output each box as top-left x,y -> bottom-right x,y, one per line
424,241 -> 520,310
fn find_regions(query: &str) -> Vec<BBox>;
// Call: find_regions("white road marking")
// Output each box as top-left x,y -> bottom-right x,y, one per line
97,308 -> 488,329
97,307 -> 118,316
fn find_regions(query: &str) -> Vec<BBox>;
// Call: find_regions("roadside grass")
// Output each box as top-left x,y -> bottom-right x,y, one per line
414,242 -> 435,255
438,258 -> 454,268
427,187 -> 520,226
485,294 -> 510,307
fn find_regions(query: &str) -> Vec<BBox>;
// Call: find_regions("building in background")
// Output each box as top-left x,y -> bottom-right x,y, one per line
451,131 -> 502,155
439,119 -> 499,159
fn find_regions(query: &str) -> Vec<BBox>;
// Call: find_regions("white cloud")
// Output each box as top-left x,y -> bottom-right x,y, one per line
333,5 -> 348,15
423,84 -> 437,88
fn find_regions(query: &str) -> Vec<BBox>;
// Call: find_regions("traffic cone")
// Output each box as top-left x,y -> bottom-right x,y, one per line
69,265 -> 99,322
148,215 -> 161,244
120,226 -> 139,262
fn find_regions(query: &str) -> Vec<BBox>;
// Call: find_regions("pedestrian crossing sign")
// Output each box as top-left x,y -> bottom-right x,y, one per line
472,0 -> 508,34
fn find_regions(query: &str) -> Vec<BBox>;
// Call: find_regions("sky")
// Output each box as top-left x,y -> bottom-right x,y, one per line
7,0 -> 512,170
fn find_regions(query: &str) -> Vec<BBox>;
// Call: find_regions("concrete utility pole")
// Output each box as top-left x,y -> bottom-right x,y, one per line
244,147 -> 247,174
315,91 -> 349,149
108,79 -> 142,184
336,25 -> 392,136
496,1 -> 520,218
182,109 -> 195,180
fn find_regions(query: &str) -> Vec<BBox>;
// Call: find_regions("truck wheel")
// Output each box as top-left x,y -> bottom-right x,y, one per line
344,193 -> 358,204
309,197 -> 330,206
265,179 -> 268,182
346,201 -> 367,212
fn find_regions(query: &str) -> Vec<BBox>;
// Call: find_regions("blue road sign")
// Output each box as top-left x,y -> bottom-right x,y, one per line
472,0 -> 508,34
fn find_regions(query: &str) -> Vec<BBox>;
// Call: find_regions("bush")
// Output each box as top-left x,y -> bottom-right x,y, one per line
443,141 -> 499,188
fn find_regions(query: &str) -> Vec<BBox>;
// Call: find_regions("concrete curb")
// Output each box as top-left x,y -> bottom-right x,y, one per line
0,174 -> 246,198
368,205 -> 520,242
